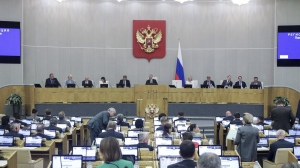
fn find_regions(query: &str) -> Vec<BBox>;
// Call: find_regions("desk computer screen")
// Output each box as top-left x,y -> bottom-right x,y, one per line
19,129 -> 31,136
30,123 -> 37,130
127,130 -> 142,137
0,129 -> 4,135
120,146 -> 138,160
284,136 -> 295,144
155,137 -> 172,147
0,135 -> 13,146
159,157 -> 183,168
157,146 -> 180,159
72,146 -> 97,161
44,129 -> 56,139
71,117 -> 81,123
124,137 -> 139,146
215,117 -> 225,123
294,146 -> 300,159
25,136 -> 42,147
264,130 -> 277,137
177,125 -> 188,133
174,120 -> 186,127
220,156 -> 240,168
257,138 -> 269,147
198,145 -> 222,156
52,155 -> 82,168
57,124 -> 67,132
289,130 -> 300,136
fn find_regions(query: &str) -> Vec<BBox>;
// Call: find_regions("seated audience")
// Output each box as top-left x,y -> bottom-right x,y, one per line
97,137 -> 134,168
0,116 -> 11,131
268,129 -> 294,162
43,109 -> 52,120
116,114 -> 130,128
250,77 -> 262,88
203,76 -> 215,88
45,117 -> 62,133
161,123 -> 173,138
234,76 -> 247,88
57,111 -> 71,127
197,152 -> 221,168
137,132 -> 154,151
282,162 -> 300,168
32,124 -> 51,140
188,124 -> 203,138
156,116 -> 175,132
13,113 -> 28,127
4,122 -> 24,140
131,119 -> 149,132
167,140 -> 197,168
82,76 -> 93,88
256,116 -> 267,125
223,111 -> 234,121
182,132 -> 199,148
230,113 -> 243,125
98,121 -> 124,141
27,109 -> 41,122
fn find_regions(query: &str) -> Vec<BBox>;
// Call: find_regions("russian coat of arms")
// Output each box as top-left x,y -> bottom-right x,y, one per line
136,25 -> 162,53
145,104 -> 159,118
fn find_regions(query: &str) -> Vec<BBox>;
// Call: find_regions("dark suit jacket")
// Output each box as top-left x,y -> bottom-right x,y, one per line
167,160 -> 197,168
250,81 -> 262,88
32,133 -> 52,140
256,121 -> 267,126
117,121 -> 130,128
58,119 -> 71,127
271,106 -> 295,132
118,79 -> 131,87
268,139 -> 294,162
87,111 -> 110,135
43,115 -> 52,120
4,131 -> 24,140
98,129 -> 124,141
203,80 -> 215,87
137,143 -> 154,151
223,116 -> 234,122
156,126 -> 175,132
45,78 -> 61,87
26,116 -> 41,122
222,80 -> 233,87
230,119 -> 243,125
145,79 -> 158,85
82,80 -> 93,88
234,81 -> 247,88
0,124 -> 10,131
45,125 -> 62,133
14,120 -> 29,127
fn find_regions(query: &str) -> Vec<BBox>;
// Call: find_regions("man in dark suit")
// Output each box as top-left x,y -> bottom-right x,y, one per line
43,109 -> 52,120
98,121 -> 124,141
118,75 -> 131,88
137,132 -> 153,151
45,117 -> 63,133
116,114 -> 130,128
167,140 -> 197,168
203,76 -> 215,88
57,111 -> 71,127
4,122 -> 24,140
222,75 -> 233,87
82,76 -> 93,88
87,108 -> 116,142
145,74 -> 158,85
26,109 -> 41,122
268,129 -> 294,162
174,111 -> 187,122
45,73 -> 61,87
256,116 -> 267,125
230,113 -> 243,125
250,77 -> 262,88
13,113 -> 29,127
223,111 -> 234,121
156,116 -> 175,132
32,124 -> 51,140
271,100 -> 295,133
234,76 -> 247,88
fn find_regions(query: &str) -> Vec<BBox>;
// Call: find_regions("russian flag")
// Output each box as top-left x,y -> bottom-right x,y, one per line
175,42 -> 185,87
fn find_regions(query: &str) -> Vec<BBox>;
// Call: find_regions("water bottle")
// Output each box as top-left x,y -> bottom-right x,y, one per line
253,161 -> 259,168
87,161 -> 92,168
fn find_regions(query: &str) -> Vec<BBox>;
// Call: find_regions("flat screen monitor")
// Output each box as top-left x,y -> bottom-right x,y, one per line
215,117 -> 225,123
127,130 -> 142,137
257,137 -> 269,147
57,124 -> 67,132
200,84 -> 209,88
21,119 -> 32,125
44,129 -> 56,139
100,84 -> 108,88
34,84 -> 42,88
124,137 -> 139,146
116,84 -> 124,88
67,84 -> 75,88
134,117 -> 145,121
153,117 -> 159,121
52,155 -> 83,168
216,85 -> 224,88
159,157 -> 183,168
184,84 -> 192,88
294,124 -> 300,130
157,146 -> 180,159
192,137 -> 202,145
252,124 -> 264,132
277,25 -> 300,67
155,137 -> 172,147
31,123 -> 37,130
284,136 -> 295,144
19,129 -> 31,137
198,145 -> 222,156
169,85 -> 176,88
154,120 -> 161,126
233,85 -> 241,89
43,120 -> 50,126
155,130 -> 163,137
230,124 -> 242,130
264,130 -> 277,137
72,146 -> 97,161
0,135 -> 13,146
222,120 -> 231,127
0,129 -> 4,135
177,124 -> 188,133
120,146 -> 138,160
294,146 -> 300,159
95,138 -> 103,148
71,117 -> 82,123
174,120 -> 186,127
219,156 -> 240,168
250,85 -> 259,89
289,129 -> 300,136
172,117 -> 179,122
25,136 -> 42,147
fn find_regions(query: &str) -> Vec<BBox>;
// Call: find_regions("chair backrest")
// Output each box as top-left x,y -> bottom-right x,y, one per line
138,148 -> 154,160
172,80 -> 182,88
152,77 -> 158,82
220,80 -> 223,85
193,80 -> 199,88
121,126 -> 129,133
274,148 -> 293,164
137,161 -> 156,168
261,82 -> 264,89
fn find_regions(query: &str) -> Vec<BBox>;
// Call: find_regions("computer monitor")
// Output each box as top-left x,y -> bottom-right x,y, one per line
43,120 -> 50,126
134,117 -> 145,121
157,145 -> 180,159
177,124 -> 188,133
153,117 -> 159,121
233,85 -> 241,89
294,146 -> 300,159
250,85 -> 259,89
192,137 -> 202,145
154,120 -> 161,126
215,117 -> 225,123
229,124 -> 242,130
57,124 -> 67,132
184,84 -> 192,88
155,137 -> 172,147
120,146 -> 138,160
198,145 -> 222,156
264,120 -> 272,125
219,156 -> 240,168
169,85 -> 176,88
200,84 -> 209,88
25,136 -> 42,147
72,146 -> 97,161
124,137 -> 139,146
172,117 -> 179,122
257,137 -> 269,147
100,84 -> 108,88
95,138 -> 103,148
252,124 -> 264,132
52,155 -> 83,168
264,130 -> 277,137
0,135 -> 14,146
44,129 -> 56,139
174,120 -> 186,127
21,119 -> 32,125
71,117 -> 82,123
155,130 -> 163,137
0,129 -> 5,135
30,123 -> 38,130
216,85 -> 224,88
19,129 -> 31,137
159,157 -> 183,168
284,136 -> 295,144
289,130 -> 300,136
116,84 -> 124,88
294,124 -> 300,130
48,84 -> 59,88
222,120 -> 231,127
34,84 -> 42,88
67,84 -> 75,88
127,130 -> 142,138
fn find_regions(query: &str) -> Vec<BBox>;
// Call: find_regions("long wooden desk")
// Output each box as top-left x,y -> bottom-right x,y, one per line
0,151 -> 17,168
30,141 -> 55,168
54,134 -> 68,155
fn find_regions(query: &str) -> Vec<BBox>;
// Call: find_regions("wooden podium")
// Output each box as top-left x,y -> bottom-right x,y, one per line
135,85 -> 169,121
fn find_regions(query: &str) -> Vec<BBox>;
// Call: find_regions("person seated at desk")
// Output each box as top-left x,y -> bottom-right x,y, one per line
98,121 -> 124,141
145,74 -> 158,85
167,140 -> 197,168
43,109 -> 52,120
137,132 -> 153,151
0,116 -> 11,131
45,118 -> 62,133
187,124 -> 203,138
32,124 -> 51,140
131,119 -> 149,132
268,129 -> 295,162
156,116 -> 175,132
203,76 -> 215,88
185,76 -> 195,88
256,116 -> 267,125
57,111 -> 71,127
116,114 -> 130,128
223,111 -> 234,121
230,113 -> 243,125
250,77 -> 262,88
158,113 -> 166,121
4,122 -> 24,140
198,153 -> 221,168
45,73 -> 61,88
65,74 -> 76,86
182,132 -> 199,148
118,75 -> 131,88
26,109 -> 41,123
82,76 -> 93,88
13,113 -> 29,127
234,76 -> 247,88
175,111 -> 187,121
222,75 -> 233,87
160,123 -> 174,138
99,77 -> 109,87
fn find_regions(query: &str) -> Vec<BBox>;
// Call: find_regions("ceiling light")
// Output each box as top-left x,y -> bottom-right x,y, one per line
117,0 -> 123,2
231,0 -> 250,5
175,0 -> 193,3
57,0 -> 63,2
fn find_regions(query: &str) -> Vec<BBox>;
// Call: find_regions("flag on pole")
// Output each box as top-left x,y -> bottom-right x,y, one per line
175,41 -> 185,87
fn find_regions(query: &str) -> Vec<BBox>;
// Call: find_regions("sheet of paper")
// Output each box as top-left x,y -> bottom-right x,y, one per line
226,128 -> 237,140
0,160 -> 8,166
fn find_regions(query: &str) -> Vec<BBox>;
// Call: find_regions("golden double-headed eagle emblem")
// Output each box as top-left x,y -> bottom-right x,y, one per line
136,25 -> 163,53
145,104 -> 159,118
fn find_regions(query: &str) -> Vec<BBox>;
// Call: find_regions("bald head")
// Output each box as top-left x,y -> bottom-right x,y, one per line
10,122 -> 20,132
225,111 -> 232,117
